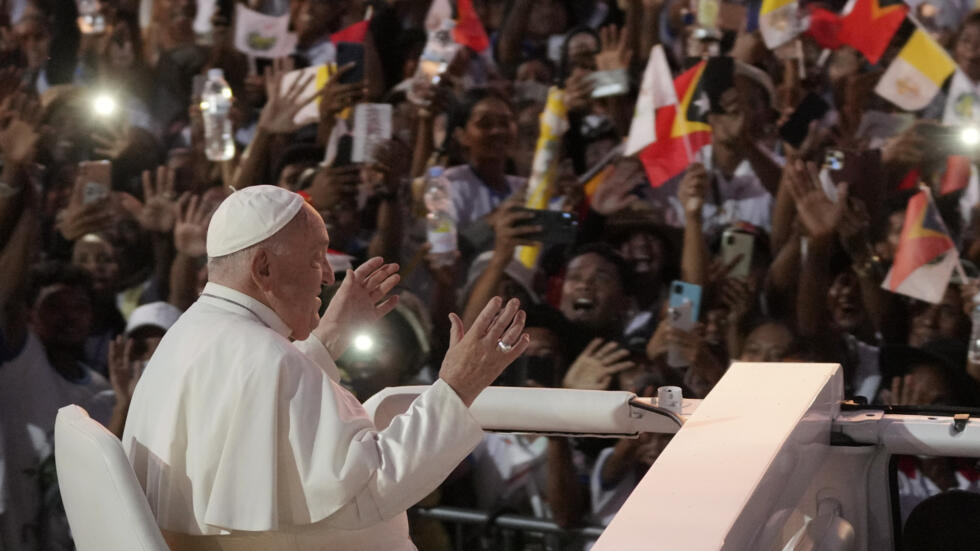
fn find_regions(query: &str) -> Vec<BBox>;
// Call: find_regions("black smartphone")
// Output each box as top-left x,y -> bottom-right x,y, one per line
333,135 -> 354,167
779,93 -> 830,148
513,207 -> 578,245
336,42 -> 365,85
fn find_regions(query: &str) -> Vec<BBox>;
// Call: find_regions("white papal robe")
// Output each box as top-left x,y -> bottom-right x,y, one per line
122,283 -> 484,550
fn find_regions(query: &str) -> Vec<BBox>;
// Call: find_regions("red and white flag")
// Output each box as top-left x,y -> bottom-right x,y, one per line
625,45 -> 677,156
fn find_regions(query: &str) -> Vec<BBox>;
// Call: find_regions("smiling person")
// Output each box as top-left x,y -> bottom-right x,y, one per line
122,185 -> 529,550
441,89 -> 524,254
559,243 -> 631,342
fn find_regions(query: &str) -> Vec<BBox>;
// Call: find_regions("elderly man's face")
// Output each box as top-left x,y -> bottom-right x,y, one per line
266,205 -> 334,339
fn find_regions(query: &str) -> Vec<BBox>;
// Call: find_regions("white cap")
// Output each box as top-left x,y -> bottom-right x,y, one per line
125,301 -> 182,335
206,185 -> 306,257
207,68 -> 224,79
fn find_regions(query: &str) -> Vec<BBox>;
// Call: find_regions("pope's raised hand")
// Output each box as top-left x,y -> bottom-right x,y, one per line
316,256 -> 400,358
439,297 -> 530,407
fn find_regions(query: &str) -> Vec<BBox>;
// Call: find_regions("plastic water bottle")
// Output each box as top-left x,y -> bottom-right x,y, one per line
969,293 -> 980,364
423,167 -> 457,266
201,68 -> 235,161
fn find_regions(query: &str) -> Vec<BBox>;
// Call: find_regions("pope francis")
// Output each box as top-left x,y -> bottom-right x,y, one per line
122,186 -> 530,550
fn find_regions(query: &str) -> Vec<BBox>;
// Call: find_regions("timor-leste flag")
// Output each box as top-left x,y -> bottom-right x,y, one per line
637,61 -> 713,188
881,190 -> 959,304
807,0 -> 908,65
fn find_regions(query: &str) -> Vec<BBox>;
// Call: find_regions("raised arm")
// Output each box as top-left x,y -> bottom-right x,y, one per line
461,195 -> 537,327
234,58 -> 326,189
0,93 -> 41,248
786,160 -> 848,337
678,164 -> 709,286
495,0 -> 534,72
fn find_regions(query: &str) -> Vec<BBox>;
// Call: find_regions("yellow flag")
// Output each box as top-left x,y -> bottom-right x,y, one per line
516,87 -> 568,268
875,28 -> 955,111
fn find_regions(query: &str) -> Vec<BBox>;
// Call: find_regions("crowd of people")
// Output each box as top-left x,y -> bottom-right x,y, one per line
3,0 -> 980,549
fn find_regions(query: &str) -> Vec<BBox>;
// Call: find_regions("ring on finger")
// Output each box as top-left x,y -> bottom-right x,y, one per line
497,340 -> 514,353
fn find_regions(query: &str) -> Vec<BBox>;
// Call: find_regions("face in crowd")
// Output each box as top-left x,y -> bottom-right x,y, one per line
954,21 -> 980,83
739,322 -> 795,363
454,96 -> 518,165
71,234 -> 120,297
32,283 -> 93,351
560,252 -> 627,332
827,270 -> 865,333
908,288 -> 969,348
13,15 -> 49,72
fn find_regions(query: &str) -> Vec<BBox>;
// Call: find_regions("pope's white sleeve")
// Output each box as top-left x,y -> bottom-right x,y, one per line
202,351 -> 483,533
293,335 -> 341,381
311,378 -> 485,529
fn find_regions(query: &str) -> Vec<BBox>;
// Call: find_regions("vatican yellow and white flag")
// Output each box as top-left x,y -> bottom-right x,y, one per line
516,86 -> 567,268
625,45 -> 677,156
759,0 -> 805,49
875,28 -> 955,111
281,64 -> 335,126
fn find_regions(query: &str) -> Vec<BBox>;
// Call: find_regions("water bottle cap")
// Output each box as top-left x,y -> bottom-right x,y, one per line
207,68 -> 225,79
427,166 -> 444,178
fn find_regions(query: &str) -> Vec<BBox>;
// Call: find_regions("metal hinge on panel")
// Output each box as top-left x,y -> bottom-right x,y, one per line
953,413 -> 970,433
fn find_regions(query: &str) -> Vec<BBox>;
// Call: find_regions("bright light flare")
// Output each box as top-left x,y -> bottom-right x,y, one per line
960,126 -> 980,147
353,334 -> 374,352
92,93 -> 117,117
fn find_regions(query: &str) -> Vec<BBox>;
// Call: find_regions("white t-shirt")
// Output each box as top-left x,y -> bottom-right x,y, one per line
0,332 -> 113,551
443,165 -> 525,231
470,433 -> 551,517
658,145 -> 775,235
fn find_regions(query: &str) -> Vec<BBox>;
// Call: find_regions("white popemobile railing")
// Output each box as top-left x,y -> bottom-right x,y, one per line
367,362 -> 980,551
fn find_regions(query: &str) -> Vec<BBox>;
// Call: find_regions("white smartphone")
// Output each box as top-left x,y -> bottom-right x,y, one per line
721,229 -> 754,281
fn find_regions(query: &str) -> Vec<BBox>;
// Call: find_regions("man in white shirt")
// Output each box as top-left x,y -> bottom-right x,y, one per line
122,185 -> 530,550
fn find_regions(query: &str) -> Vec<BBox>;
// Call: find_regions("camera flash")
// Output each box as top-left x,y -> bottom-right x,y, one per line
353,334 -> 374,352
960,126 -> 980,147
93,93 -> 117,117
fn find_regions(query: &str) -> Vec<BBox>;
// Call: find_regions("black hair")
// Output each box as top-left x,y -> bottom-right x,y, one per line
605,223 -> 680,284
273,144 -> 326,182
383,308 -> 427,381
442,88 -> 513,165
871,190 -> 916,244
26,261 -> 94,308
565,242 -> 632,289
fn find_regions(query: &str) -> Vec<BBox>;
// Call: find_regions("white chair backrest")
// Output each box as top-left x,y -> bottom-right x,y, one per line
54,405 -> 169,551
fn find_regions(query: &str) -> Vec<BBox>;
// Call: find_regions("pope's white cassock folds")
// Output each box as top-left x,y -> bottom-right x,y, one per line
122,187 -> 484,550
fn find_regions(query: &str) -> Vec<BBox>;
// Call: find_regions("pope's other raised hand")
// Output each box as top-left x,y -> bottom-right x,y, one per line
440,297 -> 530,407
315,256 -> 400,358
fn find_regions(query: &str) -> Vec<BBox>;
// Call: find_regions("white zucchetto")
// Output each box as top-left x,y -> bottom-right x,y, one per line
206,185 -> 305,257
